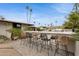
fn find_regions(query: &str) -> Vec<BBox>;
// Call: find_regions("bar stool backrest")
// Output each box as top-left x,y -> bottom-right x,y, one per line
26,33 -> 32,38
40,33 -> 48,41
32,33 -> 39,40
51,35 -> 58,39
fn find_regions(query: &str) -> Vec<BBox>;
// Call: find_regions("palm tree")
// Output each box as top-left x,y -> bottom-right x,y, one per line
38,23 -> 40,26
33,21 -> 36,26
0,16 -> 5,20
26,6 -> 29,23
29,8 -> 32,23
72,3 -> 79,13
26,6 -> 32,23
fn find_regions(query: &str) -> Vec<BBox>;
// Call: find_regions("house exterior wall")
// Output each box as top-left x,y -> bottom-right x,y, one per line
21,24 -> 37,31
0,21 -> 33,39
0,22 -> 12,38
21,24 -> 27,31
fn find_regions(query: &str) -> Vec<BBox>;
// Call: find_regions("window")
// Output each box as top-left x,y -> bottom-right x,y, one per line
13,23 -> 21,28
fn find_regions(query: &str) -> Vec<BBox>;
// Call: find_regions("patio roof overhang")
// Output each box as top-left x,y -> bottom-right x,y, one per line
0,19 -> 34,26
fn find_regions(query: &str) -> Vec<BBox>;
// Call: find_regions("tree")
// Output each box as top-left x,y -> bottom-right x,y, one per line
68,3 -> 79,41
63,12 -> 79,29
63,3 -> 79,31
72,3 -> 79,13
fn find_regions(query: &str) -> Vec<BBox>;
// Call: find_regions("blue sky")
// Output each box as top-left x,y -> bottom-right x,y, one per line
0,3 -> 74,26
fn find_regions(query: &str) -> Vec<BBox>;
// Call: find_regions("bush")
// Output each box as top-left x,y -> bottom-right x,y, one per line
0,35 -> 10,43
73,29 -> 79,41
11,28 -> 21,40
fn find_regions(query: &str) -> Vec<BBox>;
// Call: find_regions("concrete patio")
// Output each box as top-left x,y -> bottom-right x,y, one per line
0,42 -> 22,56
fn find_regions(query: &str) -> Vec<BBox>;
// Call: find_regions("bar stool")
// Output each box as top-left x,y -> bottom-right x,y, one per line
40,33 -> 51,55
48,35 -> 58,55
54,36 -> 69,56
31,33 -> 39,50
25,32 -> 32,47
27,33 -> 33,48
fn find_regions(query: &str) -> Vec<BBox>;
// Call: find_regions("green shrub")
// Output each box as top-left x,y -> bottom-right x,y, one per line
73,30 -> 79,41
11,28 -> 21,37
0,35 -> 10,43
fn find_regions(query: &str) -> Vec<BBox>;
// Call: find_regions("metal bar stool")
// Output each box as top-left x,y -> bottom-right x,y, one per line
39,33 -> 51,55
31,33 -> 39,50
27,33 -> 33,48
49,35 -> 58,55
25,32 -> 32,47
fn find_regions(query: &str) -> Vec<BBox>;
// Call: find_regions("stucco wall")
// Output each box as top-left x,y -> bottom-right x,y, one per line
21,24 -> 29,31
75,41 -> 79,56
0,22 -> 12,38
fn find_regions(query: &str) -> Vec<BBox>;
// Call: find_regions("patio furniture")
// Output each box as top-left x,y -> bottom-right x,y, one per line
31,33 -> 39,50
25,31 -> 75,56
39,33 -> 51,55
50,35 -> 58,54
26,33 -> 33,48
